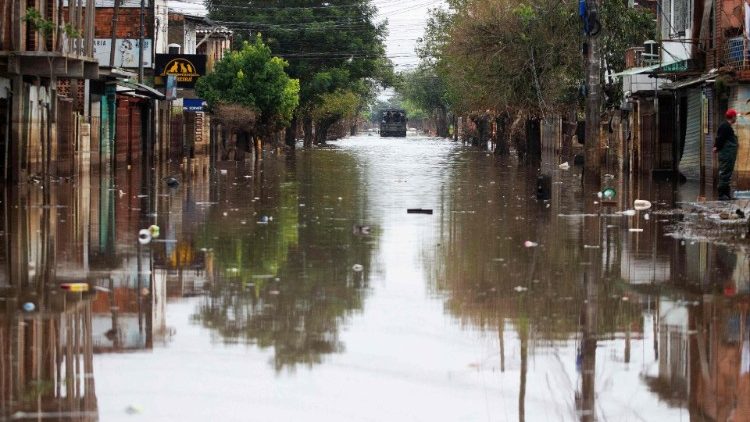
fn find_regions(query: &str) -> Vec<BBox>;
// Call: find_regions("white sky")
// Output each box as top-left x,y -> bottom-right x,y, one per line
166,0 -> 446,70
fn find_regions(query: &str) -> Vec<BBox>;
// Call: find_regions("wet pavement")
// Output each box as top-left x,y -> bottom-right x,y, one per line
2,135 -> 750,421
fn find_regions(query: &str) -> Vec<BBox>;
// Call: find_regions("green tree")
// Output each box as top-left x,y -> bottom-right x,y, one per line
396,66 -> 451,137
195,36 -> 300,148
600,0 -> 656,105
205,0 -> 391,146
310,89 -> 361,143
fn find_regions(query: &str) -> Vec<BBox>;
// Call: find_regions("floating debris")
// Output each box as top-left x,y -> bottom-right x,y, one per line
634,199 -> 652,211
60,283 -> 89,292
352,264 -> 364,272
125,405 -> 142,415
353,225 -> 371,235
514,286 -> 528,292
629,228 -> 644,233
524,241 -> 538,248
137,229 -> 152,245
165,177 -> 180,187
407,208 -> 433,215
559,162 -> 570,170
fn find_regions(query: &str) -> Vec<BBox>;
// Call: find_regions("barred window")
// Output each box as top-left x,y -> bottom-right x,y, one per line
672,0 -> 690,35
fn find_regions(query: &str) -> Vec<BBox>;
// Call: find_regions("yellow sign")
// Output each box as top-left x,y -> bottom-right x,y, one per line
161,58 -> 200,83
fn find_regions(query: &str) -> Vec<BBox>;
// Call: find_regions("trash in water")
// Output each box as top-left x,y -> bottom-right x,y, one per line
22,302 -> 36,312
138,229 -> 152,245
514,286 -> 528,292
629,228 -> 644,233
644,213 -> 650,220
352,264 -> 364,272
719,212 -> 740,220
559,162 -> 570,170
165,177 -> 180,187
633,199 -> 652,210
601,188 -> 616,200
583,245 -> 600,249
737,209 -> 746,219
620,209 -> 636,216
353,225 -> 371,235
220,169 -> 228,175
258,216 -> 270,224
60,283 -> 89,292
524,241 -> 538,248
125,405 -> 142,415
407,209 -> 433,215
148,225 -> 160,238
734,190 -> 750,199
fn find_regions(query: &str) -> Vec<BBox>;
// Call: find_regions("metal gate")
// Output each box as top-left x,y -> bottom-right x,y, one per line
678,89 -> 702,180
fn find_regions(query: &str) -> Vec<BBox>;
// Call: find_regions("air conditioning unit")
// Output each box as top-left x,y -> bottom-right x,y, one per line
642,40 -> 659,65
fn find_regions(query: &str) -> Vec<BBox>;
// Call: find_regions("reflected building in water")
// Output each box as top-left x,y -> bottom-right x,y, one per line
0,160 -> 175,418
0,184 -> 99,420
426,153 -> 750,421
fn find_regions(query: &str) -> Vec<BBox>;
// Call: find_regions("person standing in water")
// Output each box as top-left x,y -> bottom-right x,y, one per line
714,109 -> 739,200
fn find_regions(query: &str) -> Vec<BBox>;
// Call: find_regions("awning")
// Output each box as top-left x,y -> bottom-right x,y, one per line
98,67 -> 137,81
610,64 -> 661,78
117,81 -> 165,100
662,73 -> 715,90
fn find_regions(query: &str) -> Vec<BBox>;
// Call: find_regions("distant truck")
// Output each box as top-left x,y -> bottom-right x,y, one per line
380,109 -> 407,137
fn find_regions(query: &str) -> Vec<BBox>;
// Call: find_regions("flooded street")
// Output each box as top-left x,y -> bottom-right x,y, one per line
3,135 -> 750,421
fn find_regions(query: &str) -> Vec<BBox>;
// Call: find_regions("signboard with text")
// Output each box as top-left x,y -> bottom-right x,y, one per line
183,98 -> 207,112
93,39 -> 152,68
154,54 -> 207,88
65,0 -> 150,6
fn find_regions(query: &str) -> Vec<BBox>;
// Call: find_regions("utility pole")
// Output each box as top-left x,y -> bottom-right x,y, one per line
584,0 -> 601,175
138,0 -> 145,82
109,0 -> 120,67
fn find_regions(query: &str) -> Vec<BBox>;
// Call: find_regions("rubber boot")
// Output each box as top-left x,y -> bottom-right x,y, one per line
719,186 -> 732,201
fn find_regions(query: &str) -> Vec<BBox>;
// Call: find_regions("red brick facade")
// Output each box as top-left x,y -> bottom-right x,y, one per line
115,96 -> 145,163
94,8 -> 155,38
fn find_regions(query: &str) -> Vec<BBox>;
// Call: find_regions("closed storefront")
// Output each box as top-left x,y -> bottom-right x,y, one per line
730,85 -> 750,187
679,89 -> 702,180
703,86 -> 715,189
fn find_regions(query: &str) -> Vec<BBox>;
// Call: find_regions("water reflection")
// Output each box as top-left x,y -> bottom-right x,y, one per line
191,153 -> 375,370
1,186 -> 99,420
430,150 -> 750,420
5,137 -> 750,420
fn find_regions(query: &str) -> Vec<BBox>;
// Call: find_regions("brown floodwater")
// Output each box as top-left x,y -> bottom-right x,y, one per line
1,135 -> 749,421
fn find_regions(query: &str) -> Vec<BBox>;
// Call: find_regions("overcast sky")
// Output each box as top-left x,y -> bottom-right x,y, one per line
167,0 -> 446,71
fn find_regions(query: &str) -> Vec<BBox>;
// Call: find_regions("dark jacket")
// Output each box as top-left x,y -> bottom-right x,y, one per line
716,121 -> 738,152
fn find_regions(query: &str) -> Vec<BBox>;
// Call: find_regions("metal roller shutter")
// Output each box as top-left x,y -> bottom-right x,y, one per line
679,89 -> 702,180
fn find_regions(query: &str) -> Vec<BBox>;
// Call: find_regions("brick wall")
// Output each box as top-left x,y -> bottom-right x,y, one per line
115,95 -> 144,163
94,8 -> 154,38
56,79 -> 86,112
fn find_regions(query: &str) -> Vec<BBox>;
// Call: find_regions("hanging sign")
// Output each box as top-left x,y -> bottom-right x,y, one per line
154,54 -> 206,88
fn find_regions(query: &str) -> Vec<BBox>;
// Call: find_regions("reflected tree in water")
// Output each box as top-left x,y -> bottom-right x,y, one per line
194,153 -> 377,370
